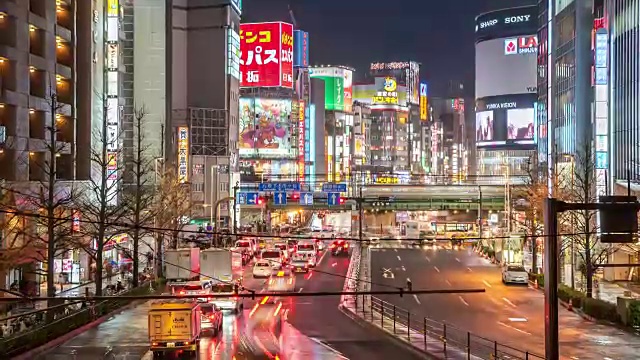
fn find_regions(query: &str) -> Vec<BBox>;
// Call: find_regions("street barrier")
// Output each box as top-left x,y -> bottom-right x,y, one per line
352,294 -> 545,360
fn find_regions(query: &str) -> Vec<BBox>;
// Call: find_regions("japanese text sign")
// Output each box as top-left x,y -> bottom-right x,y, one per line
178,127 -> 189,183
240,22 -> 293,88
293,30 -> 309,67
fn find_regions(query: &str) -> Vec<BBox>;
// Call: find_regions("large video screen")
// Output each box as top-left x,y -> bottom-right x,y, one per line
476,111 -> 494,142
475,36 -> 538,98
475,93 -> 536,149
239,98 -> 292,156
507,108 -> 535,140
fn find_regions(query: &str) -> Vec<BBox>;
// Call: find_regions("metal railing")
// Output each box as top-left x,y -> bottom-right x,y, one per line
353,295 -> 545,360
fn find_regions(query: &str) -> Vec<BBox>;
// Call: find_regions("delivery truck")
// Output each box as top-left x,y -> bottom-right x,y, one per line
165,248 -> 200,282
148,300 -> 202,357
200,248 -> 244,312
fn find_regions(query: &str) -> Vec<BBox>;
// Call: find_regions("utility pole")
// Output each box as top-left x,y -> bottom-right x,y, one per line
543,196 -> 639,360
477,186 -> 483,242
233,181 -> 239,234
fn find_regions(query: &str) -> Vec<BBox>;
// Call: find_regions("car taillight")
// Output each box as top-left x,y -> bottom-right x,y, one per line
344,243 -> 349,248
330,244 -> 336,248
209,315 -> 216,320
179,291 -> 185,295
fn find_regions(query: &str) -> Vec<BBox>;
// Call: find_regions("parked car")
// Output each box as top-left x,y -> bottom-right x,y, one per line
502,264 -> 528,284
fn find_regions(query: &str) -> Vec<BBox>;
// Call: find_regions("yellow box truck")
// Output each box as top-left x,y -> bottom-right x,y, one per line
148,300 -> 202,357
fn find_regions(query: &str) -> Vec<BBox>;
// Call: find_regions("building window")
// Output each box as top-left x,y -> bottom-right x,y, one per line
220,182 -> 229,192
192,183 -> 204,192
193,164 -> 204,175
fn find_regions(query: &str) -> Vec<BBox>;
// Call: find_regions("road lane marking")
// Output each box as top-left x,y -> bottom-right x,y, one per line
413,294 -> 421,304
305,272 -> 313,280
455,258 -> 461,262
459,296 -> 469,306
394,249 -> 398,252
425,256 -> 431,262
502,297 -> 517,308
298,288 -> 303,293
497,321 -> 531,335
482,280 -> 492,288
508,318 -> 527,322
401,266 -> 406,271
317,249 -> 328,266
433,266 -> 440,273
332,262 -> 337,267
382,268 -> 395,279
445,279 -> 452,286
397,255 -> 402,261
467,267 -> 473,272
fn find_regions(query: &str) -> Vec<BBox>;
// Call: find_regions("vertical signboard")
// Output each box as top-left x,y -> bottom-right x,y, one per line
408,62 -> 420,105
298,100 -> 306,181
105,0 -> 120,206
227,28 -> 241,80
280,22 -> 294,88
343,69 -> 353,113
240,22 -> 294,88
178,127 -> 189,183
594,28 -> 608,196
309,67 -> 347,111
293,30 -> 309,68
419,82 -> 428,121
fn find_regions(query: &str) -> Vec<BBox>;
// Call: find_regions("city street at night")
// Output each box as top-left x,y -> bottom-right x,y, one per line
370,243 -> 640,359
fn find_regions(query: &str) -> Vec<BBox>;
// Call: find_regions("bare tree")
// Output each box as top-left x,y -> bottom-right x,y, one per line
0,90 -> 78,311
121,106 -> 159,287
565,145 -> 617,298
75,99 -> 127,296
152,167 -> 191,278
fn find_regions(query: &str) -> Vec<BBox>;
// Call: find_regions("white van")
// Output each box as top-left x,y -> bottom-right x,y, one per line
296,241 -> 318,267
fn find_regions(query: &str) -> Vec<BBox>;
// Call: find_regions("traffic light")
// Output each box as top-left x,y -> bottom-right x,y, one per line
257,196 -> 265,205
292,192 -> 300,200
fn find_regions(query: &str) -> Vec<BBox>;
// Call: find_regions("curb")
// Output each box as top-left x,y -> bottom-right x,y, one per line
338,304 -> 438,360
11,300 -> 145,360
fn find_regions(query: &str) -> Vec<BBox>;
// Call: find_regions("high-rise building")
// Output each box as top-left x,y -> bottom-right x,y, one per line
537,0 -> 599,190
475,6 -> 538,184
170,0 -> 242,228
429,98 -> 468,183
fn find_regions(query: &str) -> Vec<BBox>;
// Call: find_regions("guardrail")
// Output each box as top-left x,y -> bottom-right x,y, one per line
352,295 -> 544,360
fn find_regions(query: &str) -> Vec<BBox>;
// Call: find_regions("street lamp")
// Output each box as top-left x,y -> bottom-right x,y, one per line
210,165 -> 220,228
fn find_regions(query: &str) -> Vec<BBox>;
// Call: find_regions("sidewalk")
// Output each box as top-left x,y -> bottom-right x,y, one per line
594,279 -> 640,304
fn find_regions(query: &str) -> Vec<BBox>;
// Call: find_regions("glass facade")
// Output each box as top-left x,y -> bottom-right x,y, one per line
610,0 -> 640,181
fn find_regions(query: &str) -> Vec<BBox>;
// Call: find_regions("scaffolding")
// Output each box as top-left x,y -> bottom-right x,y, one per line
189,108 -> 228,156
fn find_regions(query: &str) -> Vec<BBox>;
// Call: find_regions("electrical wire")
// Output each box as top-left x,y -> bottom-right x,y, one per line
0,288 -> 486,303
0,207 -> 615,243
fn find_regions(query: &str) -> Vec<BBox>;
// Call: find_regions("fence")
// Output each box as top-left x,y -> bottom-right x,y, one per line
352,294 -> 545,360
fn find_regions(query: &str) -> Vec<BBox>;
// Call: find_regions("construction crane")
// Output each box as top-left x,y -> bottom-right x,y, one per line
288,4 -> 297,28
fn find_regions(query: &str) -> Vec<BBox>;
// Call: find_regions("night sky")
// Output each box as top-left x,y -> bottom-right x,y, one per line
243,0 -> 536,97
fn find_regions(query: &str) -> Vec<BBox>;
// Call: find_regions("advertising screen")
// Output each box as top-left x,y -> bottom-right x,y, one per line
240,22 -> 293,88
507,108 -> 535,140
239,98 -> 292,156
475,93 -> 536,149
419,82 -> 428,121
475,36 -> 537,98
476,111 -> 494,142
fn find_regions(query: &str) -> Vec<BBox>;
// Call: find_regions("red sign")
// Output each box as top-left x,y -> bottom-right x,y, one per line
518,36 -> 538,49
504,39 -> 517,55
240,22 -> 293,88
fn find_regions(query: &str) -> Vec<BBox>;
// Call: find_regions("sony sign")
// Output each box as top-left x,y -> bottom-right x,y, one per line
504,15 -> 531,24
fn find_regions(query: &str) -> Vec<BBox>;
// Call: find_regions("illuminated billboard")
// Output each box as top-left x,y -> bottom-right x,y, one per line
240,22 -> 294,88
309,67 -> 352,112
178,127 -> 189,183
293,30 -> 309,67
419,83 -> 428,121
239,98 -> 292,156
475,94 -> 536,149
298,100 -> 305,181
476,36 -> 537,98
407,62 -> 420,105
353,77 -> 408,110
475,6 -> 538,42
